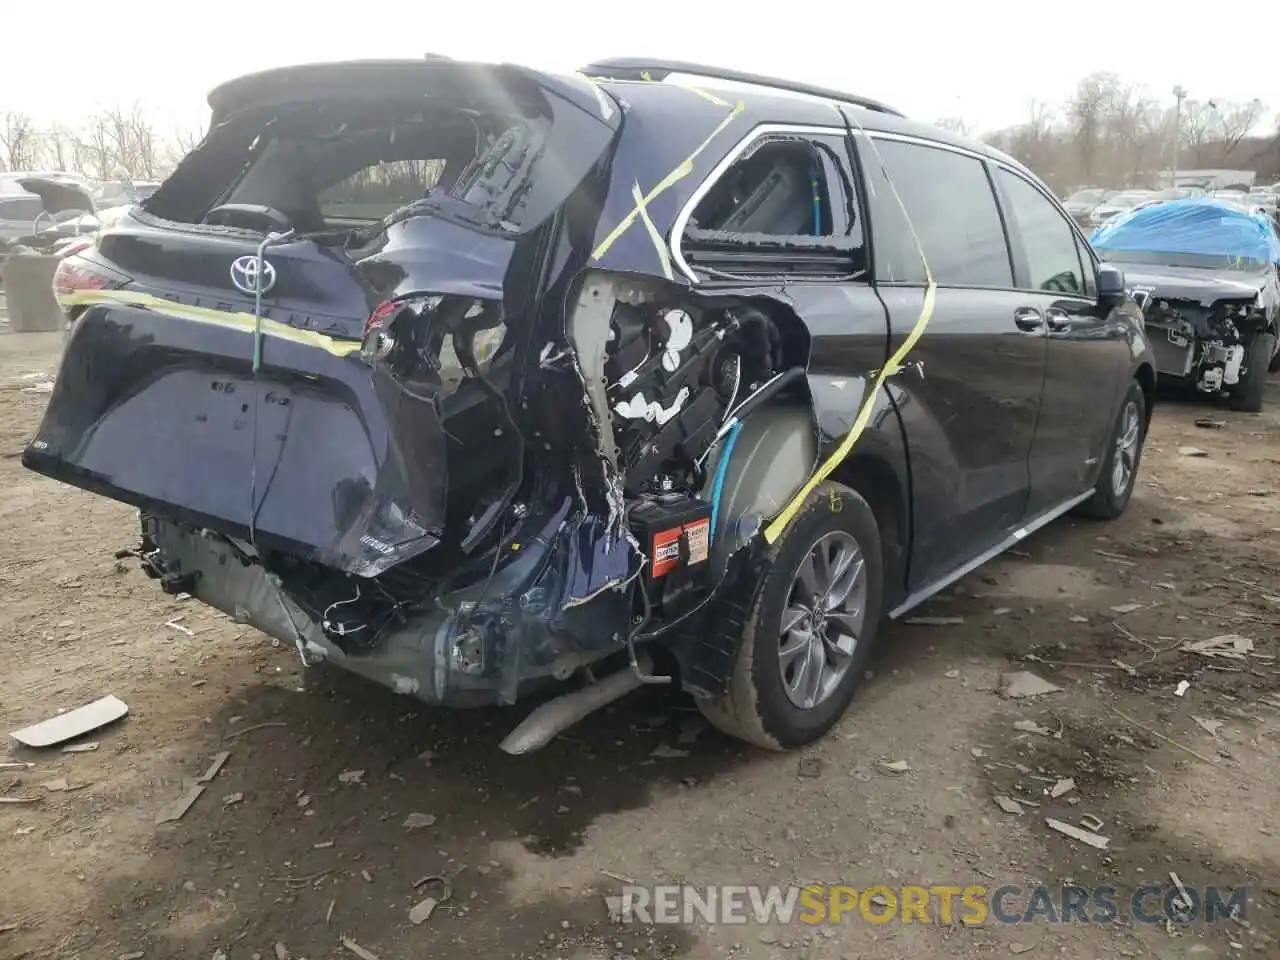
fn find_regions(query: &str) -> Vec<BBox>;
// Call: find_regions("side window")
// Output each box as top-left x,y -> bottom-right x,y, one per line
996,169 -> 1086,295
318,159 -> 447,222
682,135 -> 864,278
860,138 -> 1012,287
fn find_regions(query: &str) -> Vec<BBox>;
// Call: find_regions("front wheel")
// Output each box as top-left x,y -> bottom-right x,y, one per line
1230,331 -> 1276,413
1077,380 -> 1146,520
696,482 -> 884,750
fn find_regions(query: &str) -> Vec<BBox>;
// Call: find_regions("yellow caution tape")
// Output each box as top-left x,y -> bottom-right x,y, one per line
58,289 -> 361,358
762,114 -> 938,544
591,100 -> 744,263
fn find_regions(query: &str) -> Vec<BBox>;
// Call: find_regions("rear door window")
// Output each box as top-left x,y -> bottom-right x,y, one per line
860,137 -> 1012,287
996,168 -> 1087,295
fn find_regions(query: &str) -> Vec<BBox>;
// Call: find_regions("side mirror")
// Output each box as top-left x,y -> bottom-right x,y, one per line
1097,262 -> 1126,304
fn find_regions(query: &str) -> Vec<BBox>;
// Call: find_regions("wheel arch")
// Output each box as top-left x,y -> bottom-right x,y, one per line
1133,360 -> 1156,427
829,450 -> 909,611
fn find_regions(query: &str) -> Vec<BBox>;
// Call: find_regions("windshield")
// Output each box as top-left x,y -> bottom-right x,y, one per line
1092,199 -> 1280,272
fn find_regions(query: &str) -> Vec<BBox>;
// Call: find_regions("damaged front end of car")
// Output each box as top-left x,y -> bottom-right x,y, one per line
23,59 -> 829,751
1136,291 -> 1270,395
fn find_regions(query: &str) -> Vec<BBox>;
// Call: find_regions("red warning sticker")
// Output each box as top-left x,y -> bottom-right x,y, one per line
650,518 -> 711,578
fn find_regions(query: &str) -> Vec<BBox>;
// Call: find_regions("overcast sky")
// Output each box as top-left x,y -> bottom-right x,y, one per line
5,1 -> 1277,135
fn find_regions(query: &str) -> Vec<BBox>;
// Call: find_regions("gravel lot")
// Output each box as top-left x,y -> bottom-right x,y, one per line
2,325 -> 1278,960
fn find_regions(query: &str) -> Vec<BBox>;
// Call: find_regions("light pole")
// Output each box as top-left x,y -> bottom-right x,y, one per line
1172,85 -> 1187,188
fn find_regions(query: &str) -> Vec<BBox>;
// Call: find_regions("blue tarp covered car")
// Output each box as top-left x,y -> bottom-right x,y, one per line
1091,198 -> 1280,412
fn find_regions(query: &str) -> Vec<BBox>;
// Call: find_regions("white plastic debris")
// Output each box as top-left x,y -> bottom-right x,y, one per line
1000,672 -> 1062,699
1045,817 -> 1110,850
1174,680 -> 1191,697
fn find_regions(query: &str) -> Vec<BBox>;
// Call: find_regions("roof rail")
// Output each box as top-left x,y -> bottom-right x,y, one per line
579,57 -> 905,118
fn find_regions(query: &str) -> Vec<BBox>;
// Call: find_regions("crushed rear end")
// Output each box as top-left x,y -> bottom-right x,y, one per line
24,58 -> 634,707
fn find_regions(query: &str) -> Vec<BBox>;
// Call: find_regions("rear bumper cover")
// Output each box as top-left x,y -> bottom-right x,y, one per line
146,506 -> 633,707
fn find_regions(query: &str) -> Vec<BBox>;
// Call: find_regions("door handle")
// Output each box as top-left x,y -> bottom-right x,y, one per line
1013,307 -> 1043,331
1044,308 -> 1071,332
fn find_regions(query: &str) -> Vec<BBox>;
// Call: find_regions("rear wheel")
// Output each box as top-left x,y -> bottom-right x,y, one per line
696,482 -> 884,750
1077,380 -> 1146,520
1231,332 -> 1276,413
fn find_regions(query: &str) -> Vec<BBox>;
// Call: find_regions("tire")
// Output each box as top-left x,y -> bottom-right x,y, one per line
1077,380 -> 1146,520
696,482 -> 884,750
1231,332 -> 1276,413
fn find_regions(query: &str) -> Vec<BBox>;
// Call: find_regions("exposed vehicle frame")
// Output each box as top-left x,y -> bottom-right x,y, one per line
24,57 -> 1157,753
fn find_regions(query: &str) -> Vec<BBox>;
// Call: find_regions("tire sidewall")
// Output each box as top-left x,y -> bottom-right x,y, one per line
1098,382 -> 1146,513
742,485 -> 884,747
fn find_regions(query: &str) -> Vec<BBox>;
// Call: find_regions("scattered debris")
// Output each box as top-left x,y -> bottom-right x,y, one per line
877,759 -> 911,776
408,876 -> 453,925
677,716 -> 706,745
1110,602 -> 1144,614
314,841 -> 334,849
1048,778 -> 1076,799
994,796 -> 1025,815
0,762 -> 34,771
1170,872 -> 1193,912
9,695 -> 129,748
337,770 -> 365,784
222,792 -> 244,806
650,744 -> 689,759
274,943 -> 292,960
944,669 -> 961,679
164,618 -> 195,637
797,757 -> 823,779
1079,814 -> 1105,832
903,616 -> 964,626
1009,942 -> 1037,955
0,796 -> 40,805
1068,615 -> 1090,624
196,751 -> 231,784
41,777 -> 86,792
1192,717 -> 1224,737
601,869 -> 636,884
1092,548 -> 1135,565
1108,705 -> 1218,765
155,784 -> 206,824
224,721 -> 287,740
1000,672 -> 1062,699
1182,634 -> 1255,660
993,607 -> 1012,616
402,812 -> 437,830
340,937 -> 381,960
61,741 -> 99,754
1174,680 -> 1191,697
118,952 -> 144,960
1013,719 -> 1055,737
1178,446 -> 1209,457
1194,418 -> 1225,429
326,899 -> 335,926
1045,817 -> 1110,850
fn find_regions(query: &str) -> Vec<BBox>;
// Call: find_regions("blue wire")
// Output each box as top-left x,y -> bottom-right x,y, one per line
709,421 -> 744,546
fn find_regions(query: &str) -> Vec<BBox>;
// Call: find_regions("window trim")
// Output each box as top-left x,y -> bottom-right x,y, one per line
671,122 -> 856,283
992,164 -> 1094,300
856,132 -> 1017,291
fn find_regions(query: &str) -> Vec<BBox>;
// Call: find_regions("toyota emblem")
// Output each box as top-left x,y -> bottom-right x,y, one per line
230,255 -> 277,296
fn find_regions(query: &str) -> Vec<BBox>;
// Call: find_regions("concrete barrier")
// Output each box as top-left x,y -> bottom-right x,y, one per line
1,252 -> 63,333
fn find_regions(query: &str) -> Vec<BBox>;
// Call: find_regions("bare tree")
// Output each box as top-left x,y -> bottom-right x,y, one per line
0,111 -> 39,171
1211,99 -> 1266,160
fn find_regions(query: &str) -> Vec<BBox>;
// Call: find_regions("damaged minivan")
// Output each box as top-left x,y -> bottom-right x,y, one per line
25,57 -> 1158,753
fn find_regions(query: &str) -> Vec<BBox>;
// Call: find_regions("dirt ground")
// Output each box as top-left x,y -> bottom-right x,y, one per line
2,320 -> 1278,960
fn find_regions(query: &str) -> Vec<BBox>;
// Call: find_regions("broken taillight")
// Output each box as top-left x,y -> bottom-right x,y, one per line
52,256 -> 131,298
361,300 -> 401,362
